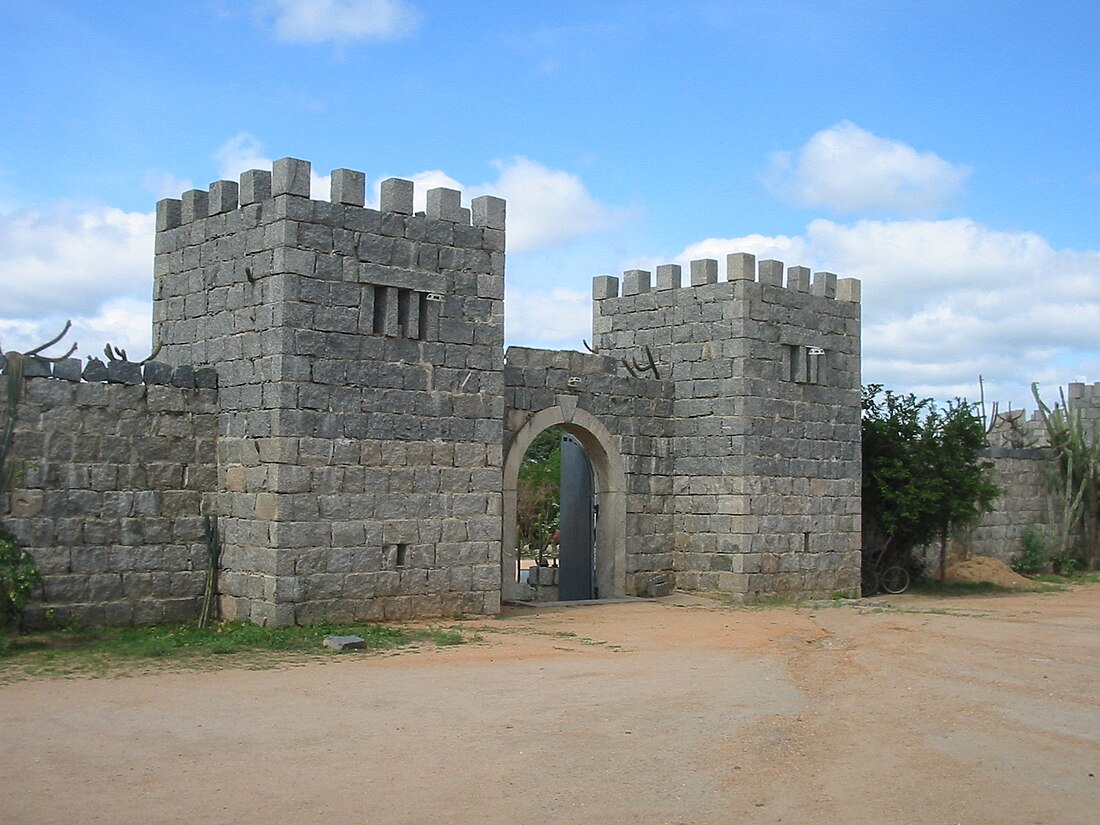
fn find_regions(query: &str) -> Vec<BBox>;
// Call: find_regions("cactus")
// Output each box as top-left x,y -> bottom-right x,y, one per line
1032,383 -> 1100,567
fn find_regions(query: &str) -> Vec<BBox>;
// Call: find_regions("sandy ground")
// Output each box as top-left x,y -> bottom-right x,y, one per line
2,586 -> 1099,825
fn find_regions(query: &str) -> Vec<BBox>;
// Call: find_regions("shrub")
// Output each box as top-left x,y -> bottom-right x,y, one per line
1012,525 -> 1048,574
0,522 -> 41,632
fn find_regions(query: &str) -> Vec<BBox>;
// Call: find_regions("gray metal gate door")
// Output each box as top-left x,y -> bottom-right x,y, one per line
558,433 -> 595,600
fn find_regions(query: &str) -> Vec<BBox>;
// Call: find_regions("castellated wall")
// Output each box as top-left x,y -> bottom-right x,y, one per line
152,159 -> 506,624
3,153 -> 870,625
592,255 -> 862,600
3,368 -> 218,627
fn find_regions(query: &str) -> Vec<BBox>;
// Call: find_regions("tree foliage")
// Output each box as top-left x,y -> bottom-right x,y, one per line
862,385 -> 1000,579
516,427 -> 563,557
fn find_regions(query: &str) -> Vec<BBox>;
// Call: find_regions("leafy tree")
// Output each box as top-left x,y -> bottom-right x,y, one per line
862,385 -> 1000,583
516,427 -> 563,559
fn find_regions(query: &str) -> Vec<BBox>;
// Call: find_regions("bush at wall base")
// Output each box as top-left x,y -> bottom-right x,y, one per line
0,522 -> 41,633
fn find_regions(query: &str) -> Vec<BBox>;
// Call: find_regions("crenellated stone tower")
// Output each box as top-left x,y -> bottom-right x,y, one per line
592,255 -> 862,599
153,158 -> 507,623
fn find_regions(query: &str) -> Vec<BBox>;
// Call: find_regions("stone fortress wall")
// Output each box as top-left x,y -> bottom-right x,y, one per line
4,155 -> 866,625
963,381 -> 1100,564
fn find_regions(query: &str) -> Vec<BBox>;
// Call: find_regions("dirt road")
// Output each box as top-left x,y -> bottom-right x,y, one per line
2,587 -> 1098,824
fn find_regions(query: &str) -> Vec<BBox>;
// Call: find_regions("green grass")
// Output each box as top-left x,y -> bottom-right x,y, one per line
0,620 -> 468,682
1030,570 -> 1100,585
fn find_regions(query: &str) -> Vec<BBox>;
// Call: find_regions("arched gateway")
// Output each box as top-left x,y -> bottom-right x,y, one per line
501,402 -> 627,602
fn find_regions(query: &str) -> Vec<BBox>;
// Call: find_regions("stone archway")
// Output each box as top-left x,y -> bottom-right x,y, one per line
501,402 -> 627,602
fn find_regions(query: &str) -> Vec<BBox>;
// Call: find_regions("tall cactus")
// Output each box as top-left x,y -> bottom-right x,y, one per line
1,352 -> 25,495
1033,384 -> 1100,567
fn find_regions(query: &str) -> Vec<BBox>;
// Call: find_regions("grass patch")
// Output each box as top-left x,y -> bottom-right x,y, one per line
1030,570 -> 1100,585
909,580 -> 1020,596
0,620 -> 468,683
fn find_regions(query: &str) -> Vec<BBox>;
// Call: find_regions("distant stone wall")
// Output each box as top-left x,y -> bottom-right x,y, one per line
3,375 -> 218,626
961,447 -> 1051,564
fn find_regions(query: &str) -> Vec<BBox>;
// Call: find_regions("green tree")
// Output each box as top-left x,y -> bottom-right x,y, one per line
516,427 -> 563,558
862,385 -> 1000,583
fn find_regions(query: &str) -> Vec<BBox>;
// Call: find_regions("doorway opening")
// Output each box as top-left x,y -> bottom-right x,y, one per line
502,405 -> 626,603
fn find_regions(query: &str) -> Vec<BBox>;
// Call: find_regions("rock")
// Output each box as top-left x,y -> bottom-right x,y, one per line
323,634 -> 366,651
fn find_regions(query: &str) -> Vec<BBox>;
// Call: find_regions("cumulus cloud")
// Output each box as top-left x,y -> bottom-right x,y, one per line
375,157 -> 630,253
0,203 -> 153,318
661,218 -> 1100,406
264,0 -> 421,44
767,121 -> 971,215
472,158 -> 632,253
505,287 -> 591,349
213,132 -> 331,198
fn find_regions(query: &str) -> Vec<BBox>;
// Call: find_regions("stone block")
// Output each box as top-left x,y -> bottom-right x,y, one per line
622,269 -> 651,296
181,189 -> 209,223
656,264 -> 681,290
690,259 -> 718,286
593,275 -> 619,300
81,358 -> 107,383
380,178 -> 414,214
240,169 -> 272,205
812,271 -> 838,298
156,198 -> 182,231
330,168 -> 366,206
323,634 -> 365,651
52,358 -> 83,382
426,187 -> 463,223
471,195 -> 506,230
836,277 -> 861,303
758,259 -> 784,286
142,361 -> 173,385
209,180 -> 239,214
273,157 -> 311,198
786,265 -> 810,292
727,252 -> 755,281
106,360 -> 142,385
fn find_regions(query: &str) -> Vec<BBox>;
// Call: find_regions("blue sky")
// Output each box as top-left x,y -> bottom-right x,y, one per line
1,0 -> 1098,412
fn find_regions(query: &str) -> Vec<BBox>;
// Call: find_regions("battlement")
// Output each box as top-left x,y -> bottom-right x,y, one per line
155,156 -> 506,233
592,253 -> 860,304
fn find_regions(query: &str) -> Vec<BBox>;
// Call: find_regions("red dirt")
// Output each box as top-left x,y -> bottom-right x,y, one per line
2,586 -> 1098,824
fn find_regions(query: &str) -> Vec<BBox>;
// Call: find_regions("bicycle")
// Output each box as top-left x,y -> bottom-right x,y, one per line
861,550 -> 910,595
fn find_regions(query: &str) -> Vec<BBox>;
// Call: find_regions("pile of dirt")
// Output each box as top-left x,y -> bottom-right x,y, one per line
941,555 -> 1036,589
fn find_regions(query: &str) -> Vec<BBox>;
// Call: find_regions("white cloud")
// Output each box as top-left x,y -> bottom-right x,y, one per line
473,157 -> 632,253
376,157 -> 630,253
767,121 -> 971,215
212,133 -> 331,199
0,203 -> 153,319
662,218 -> 1100,407
265,0 -> 421,44
505,287 -> 591,349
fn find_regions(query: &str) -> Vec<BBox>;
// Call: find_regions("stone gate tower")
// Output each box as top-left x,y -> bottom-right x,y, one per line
592,256 -> 862,598
153,158 -> 506,623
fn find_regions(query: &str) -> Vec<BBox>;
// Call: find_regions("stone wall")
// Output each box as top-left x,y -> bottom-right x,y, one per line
1,154 -> 876,625
958,447 -> 1051,564
3,373 -> 218,626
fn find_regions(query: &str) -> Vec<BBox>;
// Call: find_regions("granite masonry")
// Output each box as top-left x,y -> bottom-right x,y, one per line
956,382 -> 1100,564
3,156 -> 865,626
